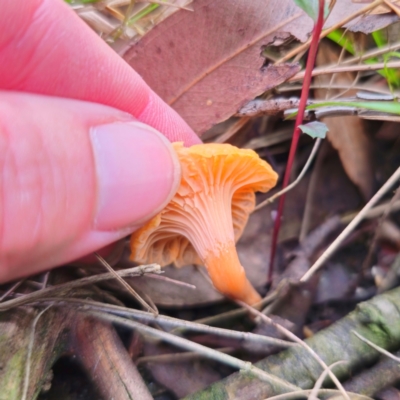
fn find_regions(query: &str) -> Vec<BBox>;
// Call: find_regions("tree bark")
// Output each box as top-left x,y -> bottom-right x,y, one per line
184,287 -> 400,400
0,307 -> 69,400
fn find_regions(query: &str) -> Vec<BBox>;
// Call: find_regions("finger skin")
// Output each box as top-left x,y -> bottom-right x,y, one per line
0,0 -> 201,282
0,0 -> 200,145
0,92 -> 179,282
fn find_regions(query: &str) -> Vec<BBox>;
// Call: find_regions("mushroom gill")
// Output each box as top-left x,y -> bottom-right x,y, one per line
130,142 -> 278,305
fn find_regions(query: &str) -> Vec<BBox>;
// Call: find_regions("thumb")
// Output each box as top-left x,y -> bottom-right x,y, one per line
0,91 -> 180,282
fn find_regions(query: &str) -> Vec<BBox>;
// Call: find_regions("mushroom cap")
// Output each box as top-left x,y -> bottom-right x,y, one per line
130,142 -> 278,303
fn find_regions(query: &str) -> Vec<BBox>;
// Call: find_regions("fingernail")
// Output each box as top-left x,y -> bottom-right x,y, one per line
90,121 -> 181,231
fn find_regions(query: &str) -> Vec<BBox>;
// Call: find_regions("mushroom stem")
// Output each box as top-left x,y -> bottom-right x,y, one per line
204,241 -> 262,305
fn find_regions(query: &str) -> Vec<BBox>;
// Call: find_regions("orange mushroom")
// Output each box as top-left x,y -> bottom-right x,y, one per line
130,142 -> 278,305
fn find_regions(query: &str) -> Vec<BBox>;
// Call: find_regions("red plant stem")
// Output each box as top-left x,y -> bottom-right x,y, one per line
268,0 -> 325,283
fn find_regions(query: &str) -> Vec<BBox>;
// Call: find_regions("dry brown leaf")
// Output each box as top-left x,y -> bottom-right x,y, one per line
124,0 -> 309,134
326,0 -> 399,33
123,0 -> 398,135
314,42 -> 375,200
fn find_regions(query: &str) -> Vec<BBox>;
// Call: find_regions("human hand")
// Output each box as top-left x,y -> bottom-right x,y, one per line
0,0 -> 200,282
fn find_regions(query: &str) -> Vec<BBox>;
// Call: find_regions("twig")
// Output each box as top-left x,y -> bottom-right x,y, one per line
146,273 -> 196,289
95,252 -> 158,314
0,263 -> 161,311
341,199 -> 400,224
289,61 -> 400,82
254,139 -> 321,212
0,280 -> 24,302
352,330 -> 400,363
21,305 -> 52,400
309,360 -> 347,400
265,389 -> 373,400
277,84 -> 393,96
331,71 -> 361,101
236,98 -> 304,117
275,0 -> 385,64
301,166 -> 400,282
41,272 -> 50,289
237,301 -> 350,400
89,311 -> 301,392
383,0 -> 400,17
341,40 -> 400,66
31,297 -> 296,348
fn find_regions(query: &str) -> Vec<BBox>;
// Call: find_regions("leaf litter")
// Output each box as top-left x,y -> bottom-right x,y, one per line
2,1 -> 400,399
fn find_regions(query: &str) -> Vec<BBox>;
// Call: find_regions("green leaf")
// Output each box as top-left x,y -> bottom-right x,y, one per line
299,121 -> 328,139
293,0 -> 328,22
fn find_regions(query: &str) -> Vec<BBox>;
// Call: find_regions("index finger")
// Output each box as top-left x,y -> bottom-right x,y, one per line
0,0 -> 200,145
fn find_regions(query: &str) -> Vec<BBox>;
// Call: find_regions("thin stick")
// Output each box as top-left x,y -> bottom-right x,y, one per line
254,139 -> 321,212
95,252 -> 158,315
31,297 -> 296,348
341,40 -> 400,66
383,0 -> 400,17
41,272 -> 50,289
341,199 -> 400,224
301,166 -> 400,282
289,61 -> 400,82
89,311 -> 301,391
145,273 -> 196,289
309,360 -> 347,400
275,0 -> 385,64
21,305 -> 52,400
0,280 -> 24,302
277,84 -> 392,95
237,301 -> 351,400
330,68 -> 361,101
352,330 -> 400,363
0,263 -> 161,311
265,389 -> 373,400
